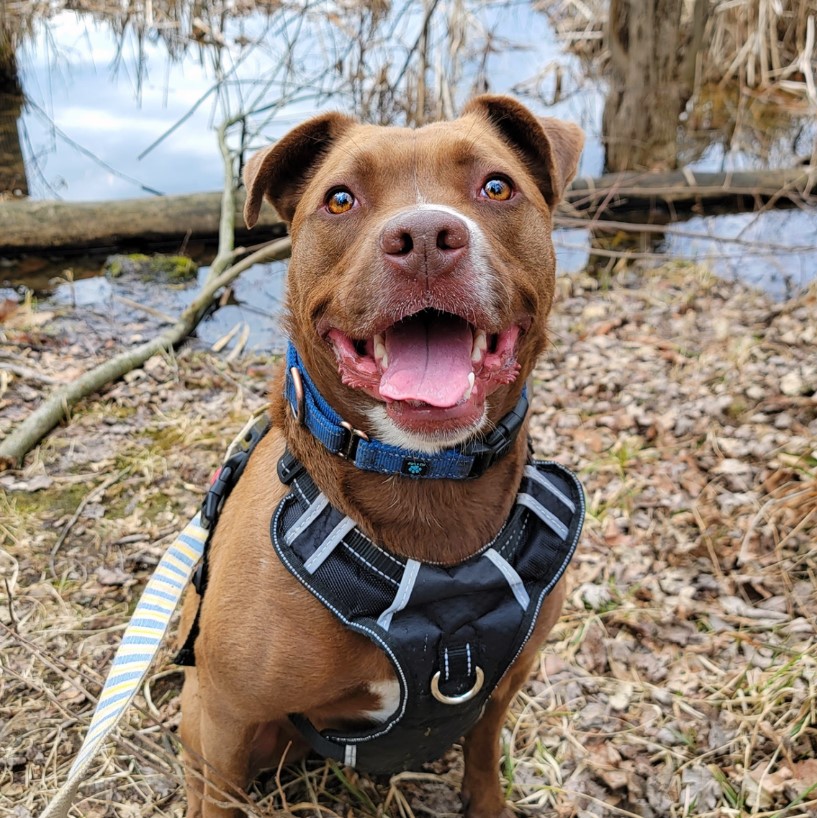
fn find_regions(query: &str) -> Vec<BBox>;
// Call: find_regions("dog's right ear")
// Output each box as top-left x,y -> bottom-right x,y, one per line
243,112 -> 357,228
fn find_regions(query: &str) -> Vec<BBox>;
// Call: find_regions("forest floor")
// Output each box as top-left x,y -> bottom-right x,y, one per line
1,263 -> 816,818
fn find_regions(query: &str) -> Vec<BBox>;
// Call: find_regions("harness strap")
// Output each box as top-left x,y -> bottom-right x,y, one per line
272,452 -> 586,773
174,413 -> 270,666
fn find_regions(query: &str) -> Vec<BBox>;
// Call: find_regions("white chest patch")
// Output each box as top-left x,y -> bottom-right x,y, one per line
362,679 -> 401,723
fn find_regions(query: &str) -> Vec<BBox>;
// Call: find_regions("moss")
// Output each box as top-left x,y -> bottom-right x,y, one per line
725,397 -> 748,420
103,253 -> 198,281
144,425 -> 187,453
11,483 -> 88,519
151,255 -> 198,280
104,253 -> 150,278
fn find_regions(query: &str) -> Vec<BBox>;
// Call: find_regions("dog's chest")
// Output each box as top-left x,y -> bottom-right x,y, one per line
271,452 -> 584,772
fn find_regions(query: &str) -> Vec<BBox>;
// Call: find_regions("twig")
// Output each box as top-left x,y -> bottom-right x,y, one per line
0,361 -> 61,385
26,98 -> 164,197
0,236 -> 291,467
3,575 -> 17,631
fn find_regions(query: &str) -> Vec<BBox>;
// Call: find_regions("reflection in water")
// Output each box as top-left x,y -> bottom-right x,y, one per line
0,0 -> 815,336
0,90 -> 27,196
9,1 -> 576,201
0,12 -> 27,196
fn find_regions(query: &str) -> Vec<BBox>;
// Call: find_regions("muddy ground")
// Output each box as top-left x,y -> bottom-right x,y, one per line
1,263 -> 816,817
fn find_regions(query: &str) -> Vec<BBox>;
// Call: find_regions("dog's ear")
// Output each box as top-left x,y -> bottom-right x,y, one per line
243,112 -> 357,228
462,95 -> 584,209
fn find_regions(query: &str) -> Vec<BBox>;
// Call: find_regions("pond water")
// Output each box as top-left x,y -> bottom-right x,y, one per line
2,1 -> 816,352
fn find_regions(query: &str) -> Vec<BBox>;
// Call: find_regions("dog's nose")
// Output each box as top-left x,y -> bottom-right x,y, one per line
379,210 -> 469,280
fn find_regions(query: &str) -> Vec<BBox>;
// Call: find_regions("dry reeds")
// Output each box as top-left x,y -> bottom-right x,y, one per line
540,0 -> 817,104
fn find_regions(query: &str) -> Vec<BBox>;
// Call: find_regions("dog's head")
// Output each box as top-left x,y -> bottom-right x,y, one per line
244,96 -> 583,452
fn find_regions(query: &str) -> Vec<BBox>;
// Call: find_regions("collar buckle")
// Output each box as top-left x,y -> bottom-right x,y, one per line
339,421 -> 369,460
463,387 -> 530,479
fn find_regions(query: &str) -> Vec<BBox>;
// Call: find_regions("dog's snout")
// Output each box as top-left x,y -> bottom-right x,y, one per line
380,210 -> 469,279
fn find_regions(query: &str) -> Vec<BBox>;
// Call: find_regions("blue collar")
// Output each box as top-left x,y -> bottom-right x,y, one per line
284,342 -> 529,480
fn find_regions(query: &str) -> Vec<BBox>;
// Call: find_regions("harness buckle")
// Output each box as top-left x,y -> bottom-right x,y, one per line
201,414 -> 271,530
338,421 -> 369,461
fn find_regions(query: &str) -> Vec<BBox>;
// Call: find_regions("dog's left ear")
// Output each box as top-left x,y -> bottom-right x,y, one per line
462,95 -> 584,209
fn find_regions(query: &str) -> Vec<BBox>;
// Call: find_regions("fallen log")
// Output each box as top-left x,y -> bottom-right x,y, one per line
563,166 -> 817,221
0,191 -> 287,254
0,167 -> 815,254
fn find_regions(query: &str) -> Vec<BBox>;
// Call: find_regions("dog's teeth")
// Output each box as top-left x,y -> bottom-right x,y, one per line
463,371 -> 475,401
374,335 -> 387,366
472,330 -> 488,362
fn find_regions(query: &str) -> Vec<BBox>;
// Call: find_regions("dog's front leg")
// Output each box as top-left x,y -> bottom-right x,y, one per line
196,696 -> 257,818
461,579 -> 568,818
460,659 -> 532,818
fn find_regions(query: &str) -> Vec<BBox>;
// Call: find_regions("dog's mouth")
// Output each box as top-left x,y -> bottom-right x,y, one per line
326,309 -> 523,433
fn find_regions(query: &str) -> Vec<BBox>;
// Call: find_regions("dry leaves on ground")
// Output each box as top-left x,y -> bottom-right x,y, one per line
1,262 -> 815,818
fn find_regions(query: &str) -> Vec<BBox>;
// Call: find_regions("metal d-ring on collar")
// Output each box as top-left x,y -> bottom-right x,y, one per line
289,366 -> 305,424
290,364 -> 370,457
430,666 -> 485,705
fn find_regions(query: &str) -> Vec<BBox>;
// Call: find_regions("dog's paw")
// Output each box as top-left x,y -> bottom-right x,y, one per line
464,806 -> 515,818
462,791 -> 515,818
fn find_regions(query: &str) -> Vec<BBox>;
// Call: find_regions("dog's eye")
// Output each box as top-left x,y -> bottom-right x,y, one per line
326,188 -> 355,214
481,177 -> 513,201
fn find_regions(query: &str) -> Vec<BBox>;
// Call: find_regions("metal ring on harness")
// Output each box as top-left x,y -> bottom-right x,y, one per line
290,366 -> 305,424
430,666 -> 484,705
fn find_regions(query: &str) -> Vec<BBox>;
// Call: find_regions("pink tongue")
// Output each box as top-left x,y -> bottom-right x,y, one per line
379,314 -> 473,408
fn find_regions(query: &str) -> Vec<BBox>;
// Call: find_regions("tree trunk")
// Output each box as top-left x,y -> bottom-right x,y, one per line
602,0 -> 704,172
0,91 -> 27,196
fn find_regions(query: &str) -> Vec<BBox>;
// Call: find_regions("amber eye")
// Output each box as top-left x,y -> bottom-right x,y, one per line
482,177 -> 513,201
326,188 -> 355,214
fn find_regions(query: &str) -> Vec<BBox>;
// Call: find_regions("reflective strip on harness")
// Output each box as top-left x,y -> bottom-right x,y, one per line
304,516 -> 358,574
483,548 -> 530,611
377,559 -> 421,631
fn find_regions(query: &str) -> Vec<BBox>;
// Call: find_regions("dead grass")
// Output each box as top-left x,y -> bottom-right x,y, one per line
1,264 -> 816,817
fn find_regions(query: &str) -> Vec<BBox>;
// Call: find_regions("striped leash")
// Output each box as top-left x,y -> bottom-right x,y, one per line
38,410 -> 270,817
39,513 -> 208,818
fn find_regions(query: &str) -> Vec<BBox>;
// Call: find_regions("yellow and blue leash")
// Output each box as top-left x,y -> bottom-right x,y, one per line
38,409 -> 270,817
39,513 -> 208,818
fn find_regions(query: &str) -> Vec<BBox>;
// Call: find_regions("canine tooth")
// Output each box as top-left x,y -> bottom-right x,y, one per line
380,351 -> 388,368
472,330 -> 487,362
463,371 -> 475,401
374,334 -> 387,363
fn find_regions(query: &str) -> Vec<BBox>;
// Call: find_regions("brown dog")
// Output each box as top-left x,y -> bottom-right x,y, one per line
178,95 -> 583,818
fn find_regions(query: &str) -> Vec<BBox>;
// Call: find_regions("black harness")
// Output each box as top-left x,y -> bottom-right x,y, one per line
273,450 -> 584,773
177,421 -> 585,773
